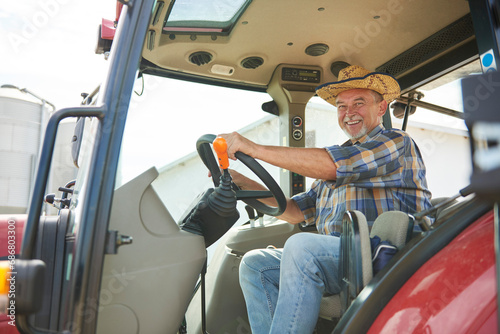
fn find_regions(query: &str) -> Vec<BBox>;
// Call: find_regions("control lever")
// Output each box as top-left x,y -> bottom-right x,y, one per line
208,137 -> 236,216
44,180 -> 75,210
245,205 -> 256,228
44,194 -> 70,209
213,136 -> 229,169
414,184 -> 474,231
179,136 -> 240,247
213,137 -> 267,227
414,184 -> 473,221
256,210 -> 264,227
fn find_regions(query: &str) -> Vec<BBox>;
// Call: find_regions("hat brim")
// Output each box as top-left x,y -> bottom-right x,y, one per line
316,72 -> 400,106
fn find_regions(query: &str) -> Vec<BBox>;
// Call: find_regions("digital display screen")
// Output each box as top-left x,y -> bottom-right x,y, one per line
299,71 -> 318,78
282,67 -> 320,83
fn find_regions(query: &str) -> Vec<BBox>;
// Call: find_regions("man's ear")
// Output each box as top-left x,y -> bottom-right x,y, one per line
378,100 -> 388,116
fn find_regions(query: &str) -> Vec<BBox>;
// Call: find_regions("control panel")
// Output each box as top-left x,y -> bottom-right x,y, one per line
291,116 -> 303,141
270,64 -> 320,198
282,67 -> 321,83
292,172 -> 305,195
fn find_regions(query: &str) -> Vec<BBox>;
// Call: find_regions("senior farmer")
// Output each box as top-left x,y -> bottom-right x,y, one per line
219,65 -> 432,333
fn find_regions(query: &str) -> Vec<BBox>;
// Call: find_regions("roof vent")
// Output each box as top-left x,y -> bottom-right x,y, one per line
330,61 -> 351,77
188,51 -> 213,66
241,56 -> 264,69
305,43 -> 329,56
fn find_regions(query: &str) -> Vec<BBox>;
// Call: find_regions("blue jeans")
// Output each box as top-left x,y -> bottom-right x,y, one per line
239,233 -> 341,334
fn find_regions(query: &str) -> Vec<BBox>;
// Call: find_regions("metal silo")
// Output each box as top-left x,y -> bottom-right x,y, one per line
0,85 -> 54,214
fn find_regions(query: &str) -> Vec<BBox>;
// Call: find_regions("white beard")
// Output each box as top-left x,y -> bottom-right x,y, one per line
342,117 -> 368,140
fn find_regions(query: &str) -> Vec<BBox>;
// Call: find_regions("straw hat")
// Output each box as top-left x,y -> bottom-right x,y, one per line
316,65 -> 400,106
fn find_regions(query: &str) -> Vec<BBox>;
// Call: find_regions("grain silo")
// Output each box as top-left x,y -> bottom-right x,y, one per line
0,85 -> 54,214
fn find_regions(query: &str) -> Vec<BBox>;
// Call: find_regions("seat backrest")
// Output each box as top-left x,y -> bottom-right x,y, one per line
321,210 -> 413,321
369,211 -> 412,250
339,210 -> 372,313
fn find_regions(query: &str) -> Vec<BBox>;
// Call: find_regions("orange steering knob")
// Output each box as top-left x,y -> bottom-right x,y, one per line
213,137 -> 230,169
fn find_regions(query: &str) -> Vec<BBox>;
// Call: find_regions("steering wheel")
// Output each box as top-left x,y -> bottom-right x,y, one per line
196,134 -> 287,216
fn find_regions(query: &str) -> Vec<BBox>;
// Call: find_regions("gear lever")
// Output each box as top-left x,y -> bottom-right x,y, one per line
179,137 -> 240,247
213,136 -> 230,170
256,209 -> 264,227
208,137 -> 237,217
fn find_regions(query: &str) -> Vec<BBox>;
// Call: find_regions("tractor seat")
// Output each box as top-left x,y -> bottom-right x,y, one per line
319,210 -> 413,320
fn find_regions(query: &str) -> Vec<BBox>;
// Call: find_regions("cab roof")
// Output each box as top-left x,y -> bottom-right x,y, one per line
140,0 -> 475,93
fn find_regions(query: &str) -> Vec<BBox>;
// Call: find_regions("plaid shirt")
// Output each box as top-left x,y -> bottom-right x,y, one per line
292,125 -> 432,236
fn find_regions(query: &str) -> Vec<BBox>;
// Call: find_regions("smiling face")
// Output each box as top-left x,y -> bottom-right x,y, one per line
335,88 -> 388,140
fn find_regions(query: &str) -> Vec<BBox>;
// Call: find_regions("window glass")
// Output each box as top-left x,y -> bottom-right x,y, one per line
401,60 -> 482,131
118,74 -> 270,221
164,0 -> 251,31
392,60 -> 480,197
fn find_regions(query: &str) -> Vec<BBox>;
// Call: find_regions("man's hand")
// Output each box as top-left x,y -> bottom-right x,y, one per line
227,169 -> 305,225
218,132 -> 259,160
207,168 -> 262,191
229,169 -> 265,191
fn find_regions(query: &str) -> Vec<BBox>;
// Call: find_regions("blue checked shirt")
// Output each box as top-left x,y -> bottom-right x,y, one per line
292,125 -> 432,236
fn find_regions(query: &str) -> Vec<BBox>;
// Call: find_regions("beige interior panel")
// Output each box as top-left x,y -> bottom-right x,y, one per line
143,0 -> 470,87
97,167 -> 206,334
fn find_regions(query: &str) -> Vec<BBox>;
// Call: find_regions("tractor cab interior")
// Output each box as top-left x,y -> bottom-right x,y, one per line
9,0 -> 500,334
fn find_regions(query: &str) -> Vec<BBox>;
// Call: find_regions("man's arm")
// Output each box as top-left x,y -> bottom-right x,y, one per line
230,169 -> 305,224
220,132 -> 337,181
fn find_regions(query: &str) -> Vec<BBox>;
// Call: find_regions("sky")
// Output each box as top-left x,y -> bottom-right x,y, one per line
0,1 -> 270,181
1,1 -> 116,109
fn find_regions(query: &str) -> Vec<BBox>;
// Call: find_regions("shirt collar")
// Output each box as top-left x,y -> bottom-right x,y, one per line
350,124 -> 385,145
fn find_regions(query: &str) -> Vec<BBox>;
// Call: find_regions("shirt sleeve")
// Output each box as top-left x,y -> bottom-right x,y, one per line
291,180 -> 321,225
326,131 -> 406,187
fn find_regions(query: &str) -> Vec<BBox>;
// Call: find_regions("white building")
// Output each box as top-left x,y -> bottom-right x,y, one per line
0,86 -> 78,214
